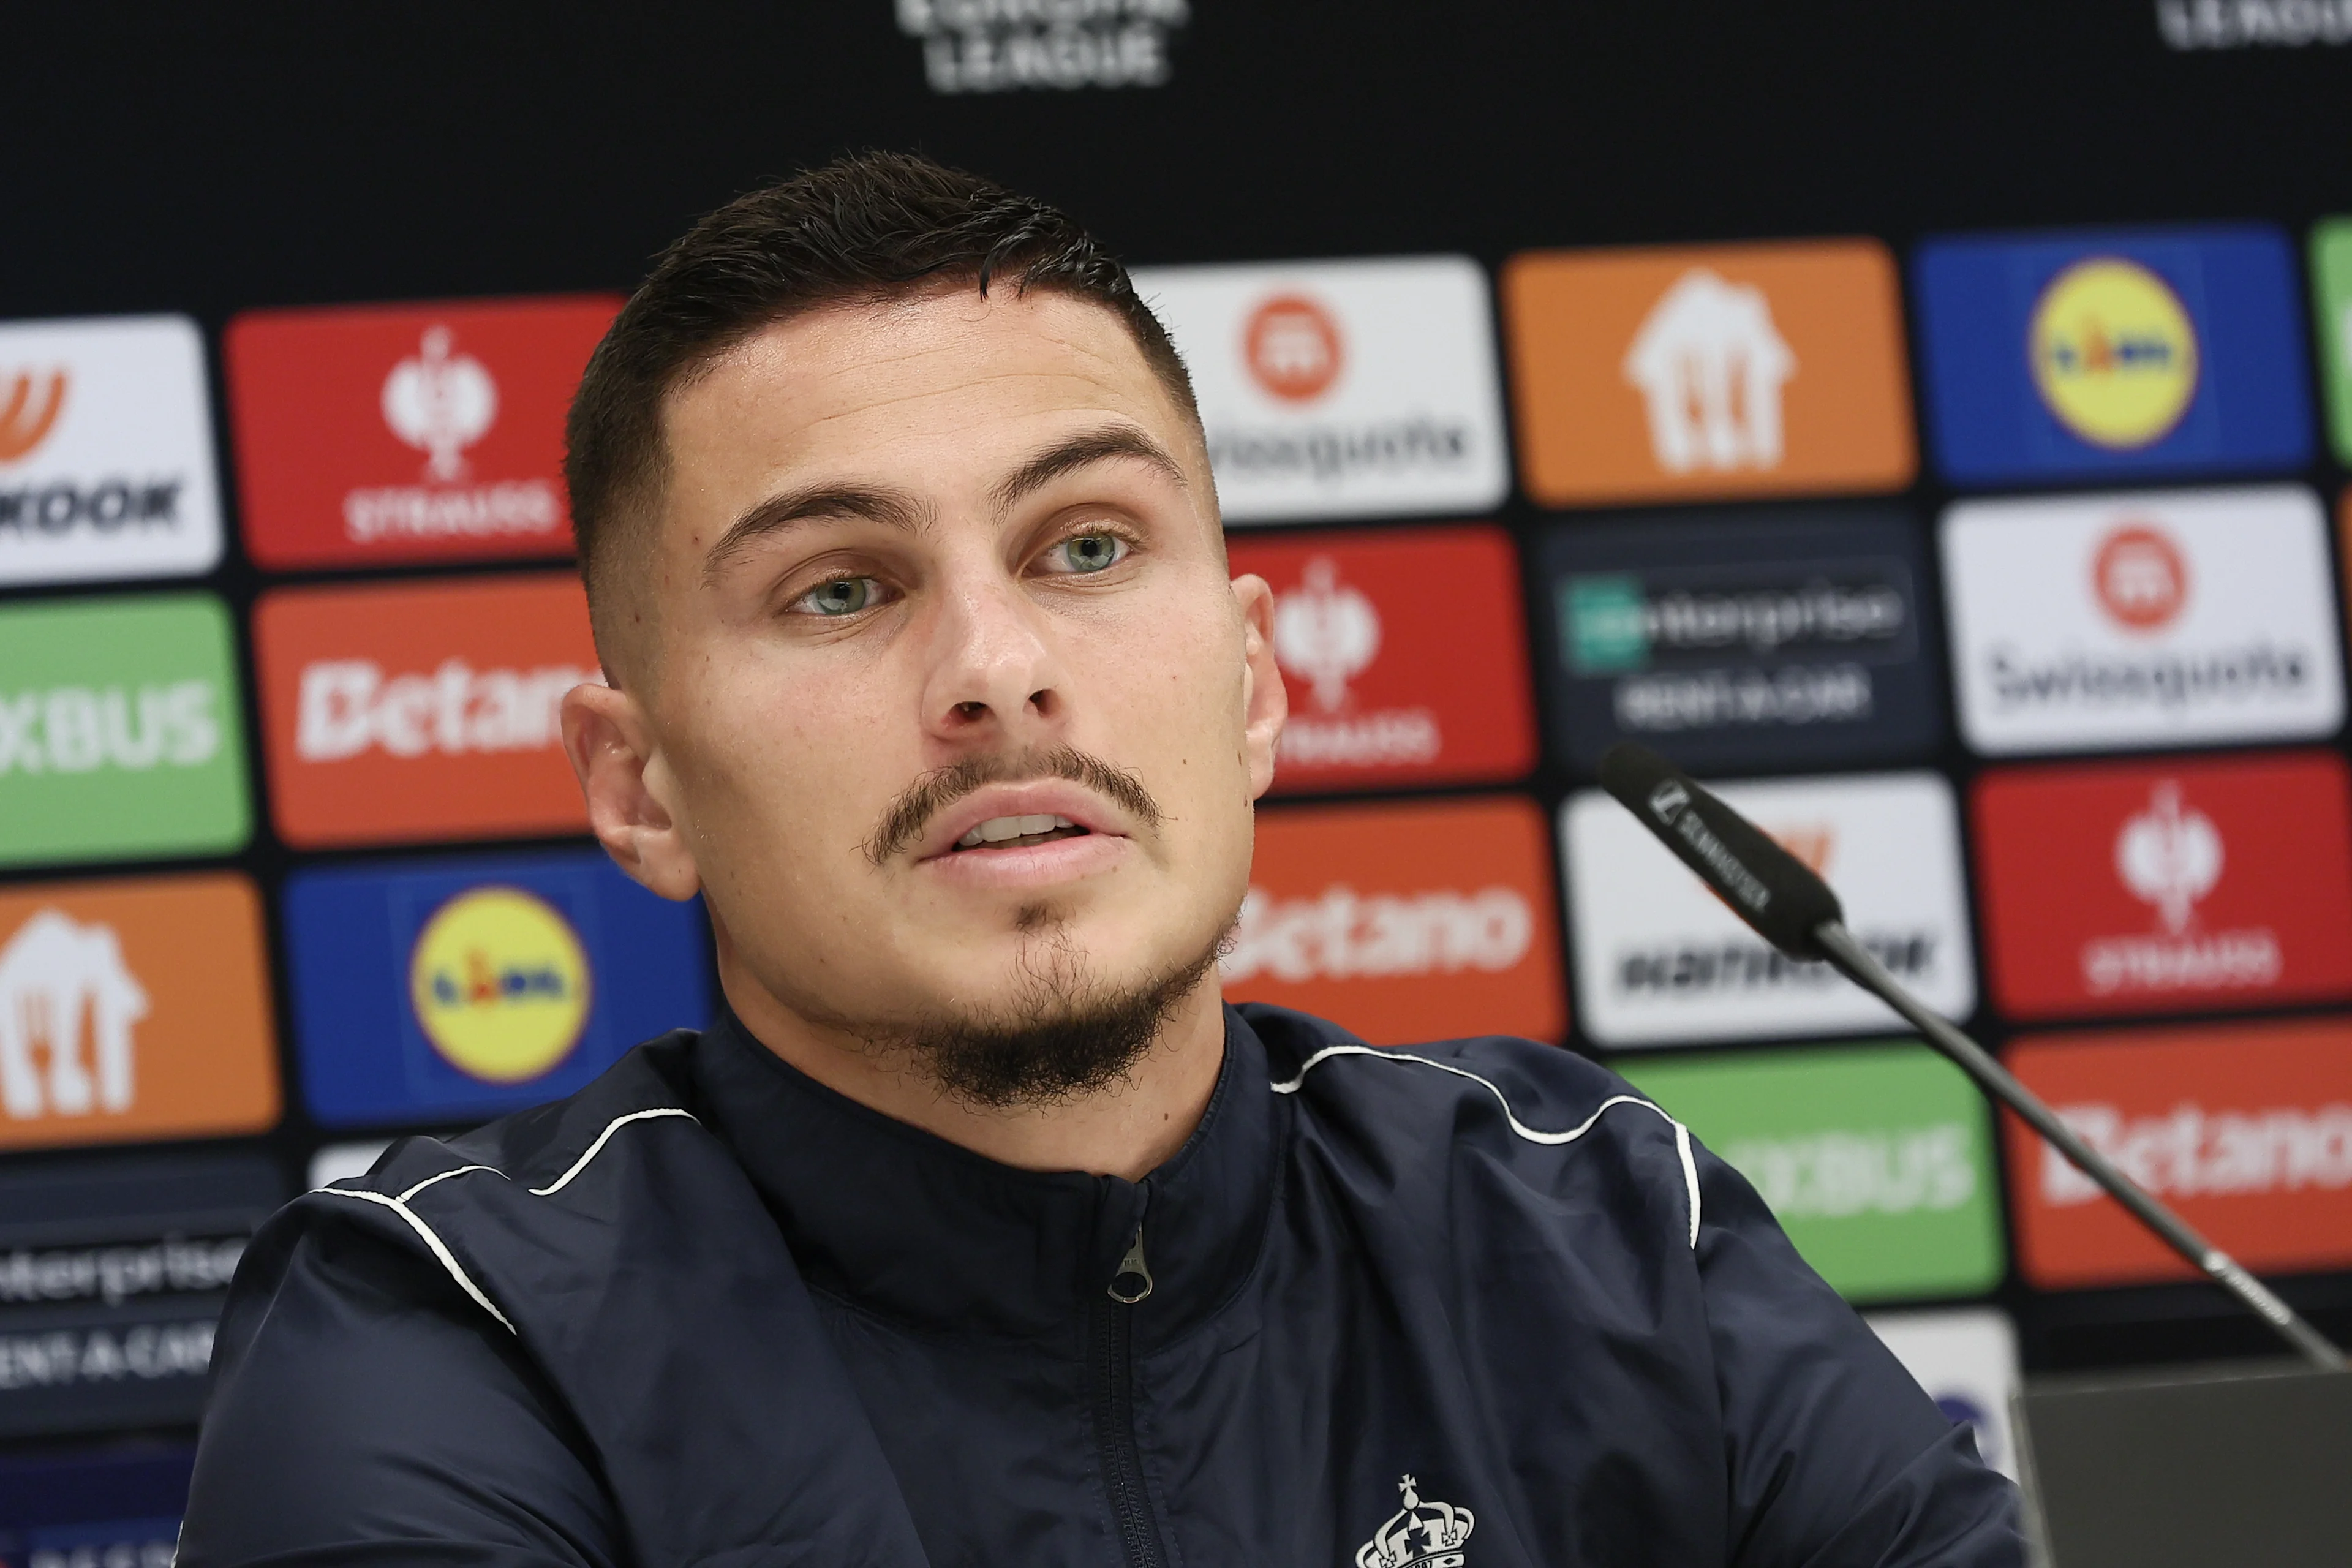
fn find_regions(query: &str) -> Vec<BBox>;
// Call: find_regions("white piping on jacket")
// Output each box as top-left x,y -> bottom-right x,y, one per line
1271,1043 -> 1703,1249
317,1107 -> 702,1335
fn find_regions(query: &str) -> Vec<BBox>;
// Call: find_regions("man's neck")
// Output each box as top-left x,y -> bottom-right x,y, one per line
715,962 -> 1229,1181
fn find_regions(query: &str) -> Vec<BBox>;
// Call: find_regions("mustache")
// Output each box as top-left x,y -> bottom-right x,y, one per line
865,745 -> 1164,866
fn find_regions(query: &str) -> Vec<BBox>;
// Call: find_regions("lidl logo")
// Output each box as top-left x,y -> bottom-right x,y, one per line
2005,1019 -> 2352,1287
0,316 -> 223,588
1915,226 -> 2309,484
1942,487 -> 2342,755
225,295 -> 618,569
1228,526 -> 1536,792
1502,240 -> 1915,507
1621,1043 -> 2004,1301
254,573 -> 598,846
285,848 -> 707,1128
410,886 -> 591,1084
1972,753 -> 2352,1019
1563,771 -> 1973,1047
0,875 -> 277,1152
1130,257 -> 1508,522
0,594 -> 249,869
1536,507 -> 1942,774
1224,796 -> 1564,1045
2029,257 -> 2201,450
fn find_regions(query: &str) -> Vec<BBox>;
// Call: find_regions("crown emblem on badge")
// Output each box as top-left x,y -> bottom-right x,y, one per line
1355,1474 -> 1476,1568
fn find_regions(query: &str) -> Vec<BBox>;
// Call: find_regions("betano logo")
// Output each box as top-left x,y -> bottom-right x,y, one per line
2029,258 -> 2201,450
409,886 -> 591,1084
2082,780 -> 2280,996
2092,524 -> 2188,631
1221,883 -> 1534,986
1244,295 -> 1344,404
1270,557 -> 1439,769
1622,269 -> 1795,475
0,370 -> 66,464
0,910 -> 145,1121
2041,1098 -> 2352,1206
296,657 -> 591,761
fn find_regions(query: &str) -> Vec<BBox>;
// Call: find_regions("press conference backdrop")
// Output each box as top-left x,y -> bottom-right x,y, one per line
7,0 -> 2352,1539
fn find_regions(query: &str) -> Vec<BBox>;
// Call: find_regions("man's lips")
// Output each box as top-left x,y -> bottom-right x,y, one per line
911,780 -> 1131,865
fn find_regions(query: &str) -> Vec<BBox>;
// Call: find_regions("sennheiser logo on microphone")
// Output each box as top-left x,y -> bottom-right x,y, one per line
1646,780 -> 1689,821
1659,787 -> 1773,916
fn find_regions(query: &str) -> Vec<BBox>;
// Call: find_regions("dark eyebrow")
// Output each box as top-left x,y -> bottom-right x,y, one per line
989,425 -> 1189,513
701,483 -> 929,585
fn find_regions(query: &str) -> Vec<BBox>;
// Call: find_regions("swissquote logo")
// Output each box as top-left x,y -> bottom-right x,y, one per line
0,315 -> 223,587
1354,1476 -> 1474,1568
0,876 -> 277,1152
1130,257 -> 1507,522
1230,527 -> 1534,791
2006,1020 -> 2352,1286
1942,488 -> 2341,754
1563,771 -> 1973,1047
227,295 -> 617,568
1503,240 -> 1913,508
255,574 -> 600,847
1222,796 -> 1563,1046
1623,270 -> 1795,475
1972,753 -> 2352,1020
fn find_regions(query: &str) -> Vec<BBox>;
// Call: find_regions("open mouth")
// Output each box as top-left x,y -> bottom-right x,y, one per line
951,813 -> 1093,852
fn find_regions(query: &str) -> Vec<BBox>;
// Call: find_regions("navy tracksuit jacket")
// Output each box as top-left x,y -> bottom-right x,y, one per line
181,1004 -> 2021,1567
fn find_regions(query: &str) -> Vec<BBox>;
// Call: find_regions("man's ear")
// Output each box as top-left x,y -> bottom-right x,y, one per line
1231,572 -> 1288,801
561,682 -> 703,902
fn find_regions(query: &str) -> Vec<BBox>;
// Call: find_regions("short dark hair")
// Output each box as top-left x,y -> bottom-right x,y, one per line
564,151 -> 1197,661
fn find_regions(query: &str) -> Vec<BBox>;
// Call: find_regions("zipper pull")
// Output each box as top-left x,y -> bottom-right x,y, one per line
1108,1224 -> 1154,1305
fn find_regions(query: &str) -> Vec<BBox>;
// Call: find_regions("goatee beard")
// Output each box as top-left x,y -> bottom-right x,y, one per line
863,917 -> 1230,1109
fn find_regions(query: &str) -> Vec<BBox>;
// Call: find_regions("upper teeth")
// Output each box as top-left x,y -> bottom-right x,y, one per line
957,813 -> 1077,848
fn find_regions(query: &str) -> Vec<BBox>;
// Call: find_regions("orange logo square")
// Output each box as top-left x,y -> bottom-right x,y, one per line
0,873 -> 278,1150
1224,796 -> 1566,1045
1502,239 -> 1915,507
254,573 -> 600,848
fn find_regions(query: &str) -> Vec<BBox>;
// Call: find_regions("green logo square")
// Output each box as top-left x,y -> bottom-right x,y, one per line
0,593 -> 251,867
1560,573 -> 1651,674
1622,1042 -> 2005,1303
2308,219 -> 2352,465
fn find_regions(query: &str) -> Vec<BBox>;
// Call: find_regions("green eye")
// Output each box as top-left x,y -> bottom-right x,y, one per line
799,577 -> 878,616
1054,533 -> 1127,573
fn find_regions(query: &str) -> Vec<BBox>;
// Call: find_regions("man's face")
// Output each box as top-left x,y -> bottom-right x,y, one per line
604,286 -> 1283,1061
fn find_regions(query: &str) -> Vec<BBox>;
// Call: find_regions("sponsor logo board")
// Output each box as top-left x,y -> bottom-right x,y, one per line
0,315 -> 221,587
1972,753 -> 2352,1020
2005,1018 -> 2352,1286
0,876 -> 277,1152
0,1152 -> 281,1439
1564,772 -> 1974,1047
2308,217 -> 2352,465
1535,506 -> 1941,774
1863,1308 -> 2021,1479
1914,226 -> 2310,484
1622,1044 -> 2004,1301
226,295 -> 617,569
1223,796 -> 1564,1045
255,573 -> 599,846
1943,487 -> 2342,755
1130,257 -> 1508,522
1502,240 -> 1915,507
1227,526 -> 1534,791
285,849 -> 708,1127
0,595 -> 250,869
898,0 -> 1188,92
0,1447 -> 194,1557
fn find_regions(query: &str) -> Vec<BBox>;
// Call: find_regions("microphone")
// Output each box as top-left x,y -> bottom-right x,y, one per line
1597,741 -> 2347,1374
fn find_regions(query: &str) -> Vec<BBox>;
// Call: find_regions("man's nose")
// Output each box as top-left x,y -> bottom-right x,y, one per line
921,573 -> 1069,745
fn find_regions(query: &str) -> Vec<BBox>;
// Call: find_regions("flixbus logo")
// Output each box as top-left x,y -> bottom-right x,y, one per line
256,574 -> 600,847
0,316 -> 223,587
0,595 -> 249,870
227,295 -> 617,569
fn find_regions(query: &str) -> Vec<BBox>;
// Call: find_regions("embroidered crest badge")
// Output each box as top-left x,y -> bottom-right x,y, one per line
1355,1474 -> 1476,1568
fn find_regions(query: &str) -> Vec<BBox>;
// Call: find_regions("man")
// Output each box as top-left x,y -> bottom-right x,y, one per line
182,153 -> 2019,1567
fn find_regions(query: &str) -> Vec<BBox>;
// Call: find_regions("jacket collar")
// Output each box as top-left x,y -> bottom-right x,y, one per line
692,1004 -> 1280,1347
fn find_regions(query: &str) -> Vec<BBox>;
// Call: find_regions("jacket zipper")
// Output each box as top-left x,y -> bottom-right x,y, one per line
1090,1223 -> 1170,1568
